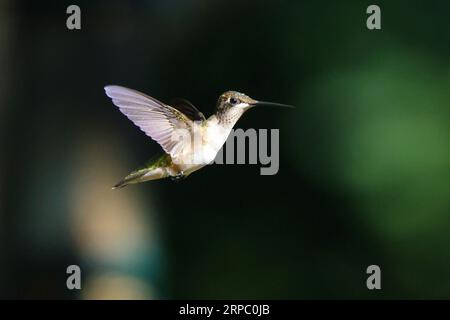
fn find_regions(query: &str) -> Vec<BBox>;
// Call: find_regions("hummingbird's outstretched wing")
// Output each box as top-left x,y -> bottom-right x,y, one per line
104,85 -> 194,158
170,98 -> 206,122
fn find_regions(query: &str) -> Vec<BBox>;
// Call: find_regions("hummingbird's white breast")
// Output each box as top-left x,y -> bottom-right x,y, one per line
172,115 -> 234,175
202,116 -> 232,157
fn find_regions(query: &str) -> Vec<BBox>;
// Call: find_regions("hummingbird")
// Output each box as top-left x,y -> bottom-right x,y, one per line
104,85 -> 293,188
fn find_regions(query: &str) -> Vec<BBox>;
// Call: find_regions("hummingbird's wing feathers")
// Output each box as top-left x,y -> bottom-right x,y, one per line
104,85 -> 193,157
170,98 -> 206,122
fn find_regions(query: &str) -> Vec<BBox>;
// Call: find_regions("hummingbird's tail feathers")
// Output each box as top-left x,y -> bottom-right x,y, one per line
112,166 -> 170,188
112,153 -> 173,189
112,168 -> 148,189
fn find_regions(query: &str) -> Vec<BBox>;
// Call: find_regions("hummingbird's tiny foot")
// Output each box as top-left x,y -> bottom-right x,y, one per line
170,171 -> 185,182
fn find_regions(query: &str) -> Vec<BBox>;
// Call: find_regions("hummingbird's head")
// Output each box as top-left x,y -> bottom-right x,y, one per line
216,91 -> 294,125
216,91 -> 257,124
217,91 -> 257,114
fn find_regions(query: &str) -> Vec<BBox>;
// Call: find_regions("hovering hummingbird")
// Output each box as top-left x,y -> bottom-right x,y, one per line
104,85 -> 293,188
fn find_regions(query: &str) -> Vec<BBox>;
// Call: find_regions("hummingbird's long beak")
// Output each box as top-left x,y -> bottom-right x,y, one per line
251,101 -> 295,108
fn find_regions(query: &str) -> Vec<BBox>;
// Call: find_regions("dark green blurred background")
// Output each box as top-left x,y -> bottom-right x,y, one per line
0,0 -> 449,299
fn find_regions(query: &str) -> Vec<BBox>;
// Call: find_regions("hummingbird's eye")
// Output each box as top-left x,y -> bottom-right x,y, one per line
229,97 -> 239,105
